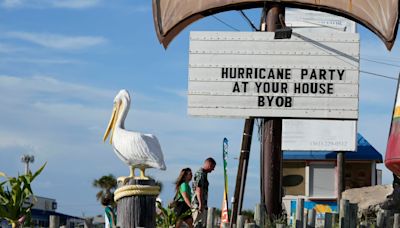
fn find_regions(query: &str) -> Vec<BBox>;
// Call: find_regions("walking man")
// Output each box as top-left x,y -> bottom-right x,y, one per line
192,157 -> 216,228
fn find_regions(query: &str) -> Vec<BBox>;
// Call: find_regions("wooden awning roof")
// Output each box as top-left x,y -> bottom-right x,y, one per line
152,0 -> 399,50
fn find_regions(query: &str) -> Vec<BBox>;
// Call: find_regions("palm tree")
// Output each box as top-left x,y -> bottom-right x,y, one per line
92,174 -> 117,206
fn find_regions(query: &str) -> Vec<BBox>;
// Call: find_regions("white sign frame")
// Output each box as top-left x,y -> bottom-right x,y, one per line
282,119 -> 357,151
188,31 -> 360,119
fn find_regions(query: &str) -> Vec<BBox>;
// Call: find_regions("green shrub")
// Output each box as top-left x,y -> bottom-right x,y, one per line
0,163 -> 46,228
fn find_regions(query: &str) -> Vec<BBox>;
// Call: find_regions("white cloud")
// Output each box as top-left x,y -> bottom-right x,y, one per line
6,31 -> 107,50
130,5 -> 151,13
0,57 -> 82,65
156,86 -> 187,98
1,0 -> 102,9
1,0 -> 22,8
51,0 -> 101,9
0,42 -> 25,53
0,75 -> 113,101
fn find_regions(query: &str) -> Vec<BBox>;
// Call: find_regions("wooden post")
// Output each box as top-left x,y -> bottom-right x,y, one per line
261,117 -> 283,221
207,207 -> 216,228
337,152 -> 345,207
260,4 -> 285,222
295,198 -> 304,228
349,203 -> 358,228
324,212 -> 333,228
254,203 -> 264,227
339,199 -> 349,228
237,215 -> 245,228
304,209 -> 309,227
49,215 -> 60,228
83,218 -> 93,228
394,213 -> 400,228
115,178 -> 159,228
306,209 -> 316,228
231,118 -> 254,227
376,210 -> 385,228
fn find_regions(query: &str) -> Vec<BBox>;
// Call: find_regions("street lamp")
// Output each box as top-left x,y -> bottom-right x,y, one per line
21,154 -> 34,174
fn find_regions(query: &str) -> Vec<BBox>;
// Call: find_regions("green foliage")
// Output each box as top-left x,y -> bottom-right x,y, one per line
156,202 -> 191,228
242,209 -> 255,222
265,214 -> 287,227
0,163 -> 46,228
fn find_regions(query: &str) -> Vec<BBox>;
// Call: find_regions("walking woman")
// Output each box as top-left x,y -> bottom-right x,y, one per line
175,168 -> 194,228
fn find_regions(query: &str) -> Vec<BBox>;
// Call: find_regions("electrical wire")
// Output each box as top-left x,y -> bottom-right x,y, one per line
362,56 -> 400,63
238,10 -> 259,31
360,70 -> 399,80
211,15 -> 240,31
361,58 -> 400,68
207,14 -> 400,82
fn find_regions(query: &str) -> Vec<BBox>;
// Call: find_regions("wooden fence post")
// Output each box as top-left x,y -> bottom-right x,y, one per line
207,207 -> 216,228
324,212 -> 332,228
306,209 -> 316,228
394,213 -> 400,228
254,203 -> 264,228
83,218 -> 93,228
295,198 -> 304,228
376,210 -> 385,228
349,203 -> 358,228
115,178 -> 160,228
49,215 -> 60,228
244,223 -> 256,228
339,199 -> 349,228
237,215 -> 245,228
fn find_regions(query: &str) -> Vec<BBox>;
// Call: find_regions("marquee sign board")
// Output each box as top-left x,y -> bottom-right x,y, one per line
285,9 -> 356,33
188,31 -> 360,119
282,119 -> 357,151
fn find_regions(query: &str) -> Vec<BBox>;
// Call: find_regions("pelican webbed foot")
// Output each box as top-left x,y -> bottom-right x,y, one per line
137,167 -> 149,180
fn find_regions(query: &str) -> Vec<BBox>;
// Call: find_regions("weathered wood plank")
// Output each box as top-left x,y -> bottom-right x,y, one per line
207,207 -> 216,228
324,212 -> 332,228
116,179 -> 157,228
295,198 -> 304,228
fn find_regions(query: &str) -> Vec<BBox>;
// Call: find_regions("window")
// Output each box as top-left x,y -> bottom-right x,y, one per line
309,163 -> 335,197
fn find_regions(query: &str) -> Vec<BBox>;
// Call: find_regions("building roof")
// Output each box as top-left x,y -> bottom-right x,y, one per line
31,208 -> 83,221
283,133 -> 383,162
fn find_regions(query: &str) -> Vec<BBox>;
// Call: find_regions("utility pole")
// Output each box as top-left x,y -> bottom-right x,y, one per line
230,118 -> 254,227
21,154 -> 35,174
260,5 -> 285,221
337,151 -> 346,207
231,6 -> 286,226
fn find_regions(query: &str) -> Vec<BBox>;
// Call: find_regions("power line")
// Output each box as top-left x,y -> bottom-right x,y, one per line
208,15 -> 400,82
212,15 -> 240,31
361,58 -> 400,68
362,55 -> 400,63
360,70 -> 399,80
238,10 -> 258,31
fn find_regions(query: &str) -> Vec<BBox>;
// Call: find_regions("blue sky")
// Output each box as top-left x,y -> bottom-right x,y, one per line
0,0 -> 399,217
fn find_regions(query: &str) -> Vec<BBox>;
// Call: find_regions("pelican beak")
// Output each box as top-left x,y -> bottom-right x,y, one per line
103,101 -> 121,144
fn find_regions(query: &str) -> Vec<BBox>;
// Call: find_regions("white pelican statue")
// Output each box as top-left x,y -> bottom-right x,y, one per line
103,89 -> 166,182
